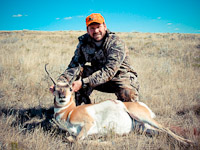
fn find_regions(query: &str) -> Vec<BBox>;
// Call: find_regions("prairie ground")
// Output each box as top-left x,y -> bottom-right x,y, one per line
0,30 -> 200,150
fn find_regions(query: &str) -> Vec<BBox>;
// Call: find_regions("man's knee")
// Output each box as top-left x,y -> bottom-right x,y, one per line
116,88 -> 139,102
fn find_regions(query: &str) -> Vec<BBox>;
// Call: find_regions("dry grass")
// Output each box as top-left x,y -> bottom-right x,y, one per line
0,30 -> 200,150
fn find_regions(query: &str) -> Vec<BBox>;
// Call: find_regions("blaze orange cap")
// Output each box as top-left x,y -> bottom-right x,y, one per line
86,13 -> 105,27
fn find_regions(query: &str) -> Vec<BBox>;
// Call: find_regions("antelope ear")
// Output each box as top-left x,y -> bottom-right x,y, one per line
50,85 -> 55,93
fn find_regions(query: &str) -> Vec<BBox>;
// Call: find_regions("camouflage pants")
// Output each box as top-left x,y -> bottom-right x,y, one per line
75,66 -> 139,106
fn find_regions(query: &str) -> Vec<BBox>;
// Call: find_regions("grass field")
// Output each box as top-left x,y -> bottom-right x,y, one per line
0,30 -> 200,150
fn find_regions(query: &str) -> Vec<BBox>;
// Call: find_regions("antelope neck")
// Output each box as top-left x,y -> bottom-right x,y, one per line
54,95 -> 76,121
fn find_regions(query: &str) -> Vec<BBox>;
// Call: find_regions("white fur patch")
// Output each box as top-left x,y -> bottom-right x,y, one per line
54,100 -> 71,113
55,93 -> 71,106
57,82 -> 68,86
85,100 -> 133,135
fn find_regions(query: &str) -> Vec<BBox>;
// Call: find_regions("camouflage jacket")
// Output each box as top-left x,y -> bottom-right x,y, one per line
60,30 -> 137,87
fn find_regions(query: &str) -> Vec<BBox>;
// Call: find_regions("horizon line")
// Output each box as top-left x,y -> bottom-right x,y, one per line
0,29 -> 199,34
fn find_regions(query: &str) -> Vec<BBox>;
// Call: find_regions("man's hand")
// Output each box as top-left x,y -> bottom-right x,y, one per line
72,80 -> 82,92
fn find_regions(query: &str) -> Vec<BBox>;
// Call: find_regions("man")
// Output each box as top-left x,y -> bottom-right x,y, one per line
55,13 -> 139,105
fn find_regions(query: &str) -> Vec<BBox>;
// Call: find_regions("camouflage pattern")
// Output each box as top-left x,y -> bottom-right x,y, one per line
59,30 -> 139,104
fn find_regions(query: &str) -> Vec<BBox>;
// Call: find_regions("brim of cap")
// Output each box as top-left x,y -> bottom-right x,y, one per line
87,20 -> 104,26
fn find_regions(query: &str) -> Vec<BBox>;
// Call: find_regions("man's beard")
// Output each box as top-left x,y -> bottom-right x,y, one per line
93,33 -> 102,41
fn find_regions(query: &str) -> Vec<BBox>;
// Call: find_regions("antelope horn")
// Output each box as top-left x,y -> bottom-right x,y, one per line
68,64 -> 82,85
45,63 -> 56,85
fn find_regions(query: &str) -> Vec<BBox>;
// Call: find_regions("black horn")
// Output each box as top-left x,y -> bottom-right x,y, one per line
45,63 -> 56,85
68,64 -> 82,85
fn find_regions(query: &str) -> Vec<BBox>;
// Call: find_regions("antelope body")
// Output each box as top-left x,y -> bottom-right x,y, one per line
45,64 -> 193,144
53,82 -> 155,139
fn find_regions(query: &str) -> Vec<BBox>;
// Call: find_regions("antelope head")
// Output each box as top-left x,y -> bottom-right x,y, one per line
53,82 -> 72,104
45,64 -> 81,104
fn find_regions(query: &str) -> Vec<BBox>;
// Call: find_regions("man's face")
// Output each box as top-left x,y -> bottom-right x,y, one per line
87,23 -> 107,41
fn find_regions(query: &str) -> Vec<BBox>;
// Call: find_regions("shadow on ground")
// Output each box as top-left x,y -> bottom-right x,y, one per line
0,106 -> 66,135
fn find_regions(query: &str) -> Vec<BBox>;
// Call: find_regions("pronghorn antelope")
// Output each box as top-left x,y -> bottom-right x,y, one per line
45,64 -> 193,144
